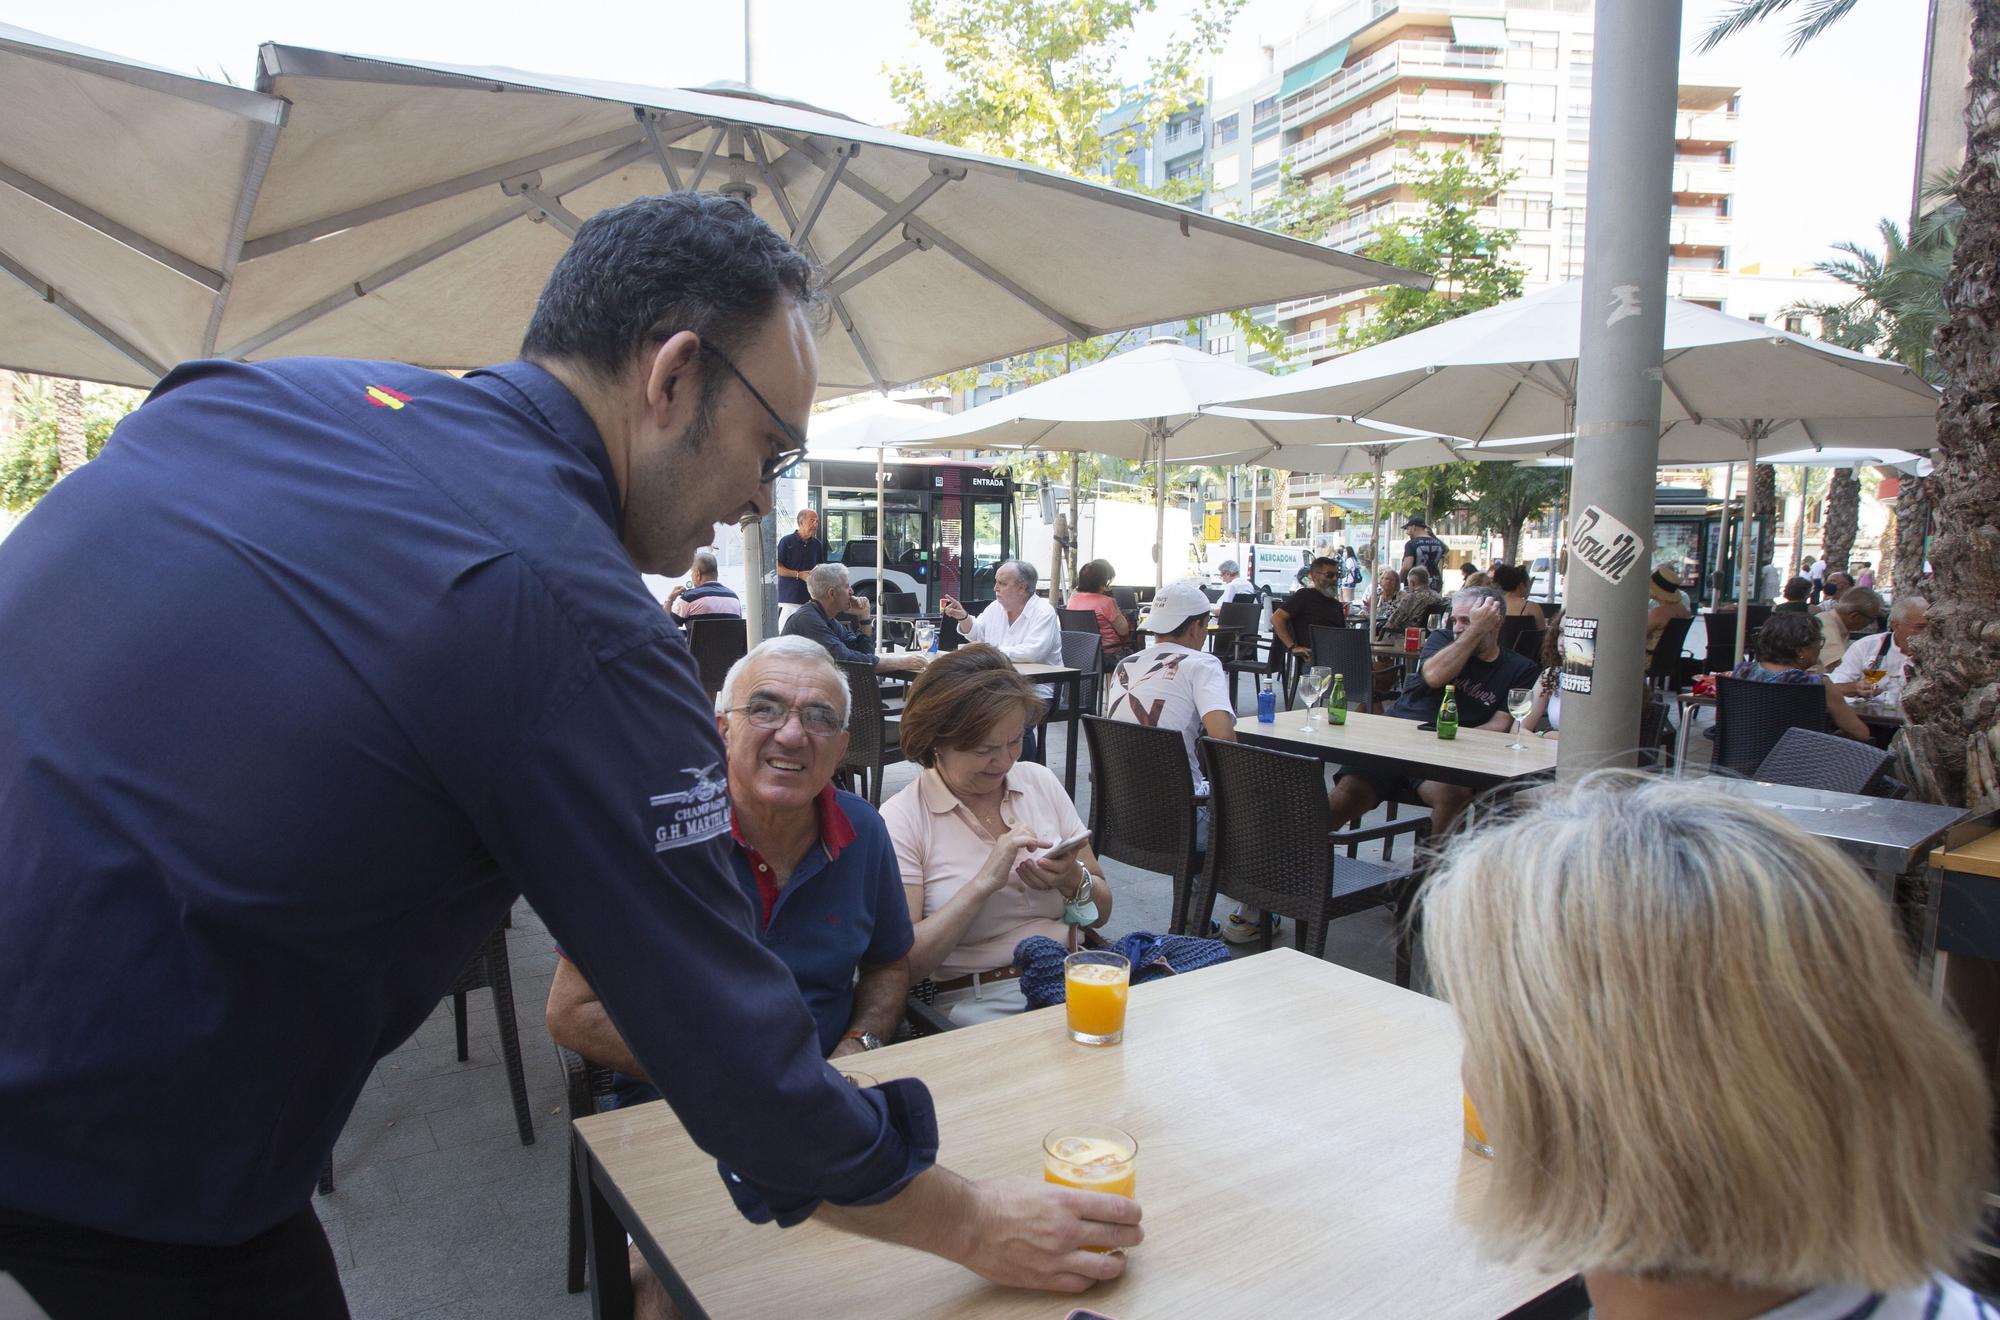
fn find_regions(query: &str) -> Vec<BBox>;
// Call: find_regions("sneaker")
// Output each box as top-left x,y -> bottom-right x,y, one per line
1219,913 -> 1265,945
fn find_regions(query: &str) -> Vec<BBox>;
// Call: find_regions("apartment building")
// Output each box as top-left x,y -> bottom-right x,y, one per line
1195,0 -> 1741,367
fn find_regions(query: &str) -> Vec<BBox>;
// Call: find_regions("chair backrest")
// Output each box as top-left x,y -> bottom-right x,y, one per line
1512,627 -> 1547,662
1704,606 -> 1773,671
1645,613 -> 1697,686
1198,737 -> 1332,915
1082,717 -> 1197,877
1754,727 -> 1896,796
1111,585 -> 1139,613
838,660 -> 890,769
879,589 -> 920,615
1713,674 -> 1829,776
1498,614 -> 1539,652
1307,625 -> 1372,709
1215,600 -> 1262,663
1060,629 -> 1103,686
684,616 -> 747,698
1059,607 -> 1099,635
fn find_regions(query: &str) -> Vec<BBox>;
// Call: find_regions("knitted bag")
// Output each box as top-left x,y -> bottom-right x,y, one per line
1013,931 -> 1233,1011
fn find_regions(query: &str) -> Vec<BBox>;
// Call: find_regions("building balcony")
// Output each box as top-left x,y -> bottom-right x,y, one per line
1669,215 -> 1733,248
1286,96 -> 1501,173
1666,269 -> 1731,301
1159,124 -> 1206,157
1672,162 -> 1736,195
1675,110 -> 1739,142
1280,38 -> 1503,130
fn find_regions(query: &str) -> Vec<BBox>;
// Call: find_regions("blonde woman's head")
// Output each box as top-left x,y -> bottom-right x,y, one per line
1421,772 -> 1989,1293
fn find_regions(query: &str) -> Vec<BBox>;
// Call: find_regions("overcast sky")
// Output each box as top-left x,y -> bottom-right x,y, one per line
14,0 -> 1927,270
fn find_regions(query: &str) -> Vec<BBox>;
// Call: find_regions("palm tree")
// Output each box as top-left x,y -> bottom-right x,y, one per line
52,379 -> 86,479
1820,467 -> 1861,574
1696,0 -> 1864,54
1780,466 -> 1829,579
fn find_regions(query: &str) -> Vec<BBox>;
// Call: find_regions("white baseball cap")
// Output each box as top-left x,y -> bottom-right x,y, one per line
1137,578 -> 1214,634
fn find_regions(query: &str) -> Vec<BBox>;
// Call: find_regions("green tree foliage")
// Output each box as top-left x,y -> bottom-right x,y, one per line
1696,0 -> 1863,54
1465,464 -> 1567,565
1790,177 -> 1959,384
1386,461 -> 1473,528
1341,141 -> 1524,351
1,386 -> 137,513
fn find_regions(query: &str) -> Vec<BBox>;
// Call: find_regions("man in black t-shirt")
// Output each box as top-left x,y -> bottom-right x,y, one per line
1327,586 -> 1538,838
1269,557 -> 1346,665
1400,516 -> 1446,581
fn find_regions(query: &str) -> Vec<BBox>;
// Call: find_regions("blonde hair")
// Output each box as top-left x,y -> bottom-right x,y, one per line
1420,772 -> 1990,1292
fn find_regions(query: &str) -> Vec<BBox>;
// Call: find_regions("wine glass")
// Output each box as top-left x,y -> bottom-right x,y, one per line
913,621 -> 939,653
1505,687 -> 1535,750
1297,667 -> 1331,727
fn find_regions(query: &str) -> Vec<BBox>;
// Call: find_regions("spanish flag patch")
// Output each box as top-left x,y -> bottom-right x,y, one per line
365,385 -> 412,409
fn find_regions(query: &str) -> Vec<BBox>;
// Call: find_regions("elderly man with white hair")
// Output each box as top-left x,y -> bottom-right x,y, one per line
940,559 -> 1062,760
1830,595 -> 1927,702
782,562 -> 928,674
1213,559 -> 1256,607
548,635 -> 915,1101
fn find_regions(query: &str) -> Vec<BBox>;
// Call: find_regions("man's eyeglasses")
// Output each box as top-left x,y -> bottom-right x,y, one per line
729,696 -> 844,737
700,342 -> 809,483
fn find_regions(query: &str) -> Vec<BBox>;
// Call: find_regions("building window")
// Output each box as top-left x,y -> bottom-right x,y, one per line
1213,113 -> 1239,147
1512,85 -> 1557,122
1252,136 -> 1280,169
1253,95 -> 1278,126
1167,160 -> 1202,184
1505,139 -> 1555,177
1784,314 -> 1804,334
1252,182 -> 1279,206
1213,154 -> 1240,189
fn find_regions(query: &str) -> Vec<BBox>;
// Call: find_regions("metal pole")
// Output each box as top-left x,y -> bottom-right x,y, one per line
1556,0 -> 1682,778
1716,459 -> 1736,609
740,512 -> 770,647
873,446 -> 887,649
743,0 -> 754,84
1153,422 -> 1168,591
1067,450 -> 1080,597
1368,446 -> 1385,632
1734,430 -> 1762,661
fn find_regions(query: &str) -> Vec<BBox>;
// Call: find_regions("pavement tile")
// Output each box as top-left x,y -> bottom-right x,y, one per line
387,1129 -> 548,1205
333,1110 -> 439,1168
313,1162 -> 402,1222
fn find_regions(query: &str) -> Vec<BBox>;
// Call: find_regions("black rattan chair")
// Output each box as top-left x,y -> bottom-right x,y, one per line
1753,727 -> 1897,795
1304,624 -> 1372,711
1703,606 -> 1772,673
1058,606 -> 1099,635
559,1044 -> 618,1293
838,660 -> 903,804
1217,599 -> 1283,711
1082,716 -> 1202,934
1194,738 -> 1429,985
1057,629 -> 1103,717
684,616 -> 748,700
1111,586 -> 1139,613
1645,613 -> 1697,691
1712,674 -> 1829,776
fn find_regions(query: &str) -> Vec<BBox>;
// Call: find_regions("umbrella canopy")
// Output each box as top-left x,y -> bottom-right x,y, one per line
806,395 -> 945,451
0,24 -> 287,387
214,45 -> 1423,398
1757,445 -> 1923,469
1211,281 -> 1939,441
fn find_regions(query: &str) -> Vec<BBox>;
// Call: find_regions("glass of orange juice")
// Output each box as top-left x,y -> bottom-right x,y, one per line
1064,950 -> 1131,1045
1463,1092 -> 1493,1158
1042,1123 -> 1137,1235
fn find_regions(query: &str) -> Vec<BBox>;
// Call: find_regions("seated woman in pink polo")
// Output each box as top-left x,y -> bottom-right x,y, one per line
1066,558 -> 1132,663
881,645 -> 1114,1025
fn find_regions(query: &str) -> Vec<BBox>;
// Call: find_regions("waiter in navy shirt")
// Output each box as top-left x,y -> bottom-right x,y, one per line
0,193 -> 1139,1318
775,507 -> 826,626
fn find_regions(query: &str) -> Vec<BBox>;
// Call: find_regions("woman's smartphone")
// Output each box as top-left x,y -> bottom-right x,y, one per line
1037,828 -> 1092,862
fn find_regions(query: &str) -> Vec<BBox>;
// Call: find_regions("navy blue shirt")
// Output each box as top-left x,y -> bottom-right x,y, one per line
781,600 -> 880,667
776,531 -> 825,604
1388,629 -> 1539,729
0,357 -> 936,1245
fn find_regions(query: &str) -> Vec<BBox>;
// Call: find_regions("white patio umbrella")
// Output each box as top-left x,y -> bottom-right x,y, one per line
902,338 -> 1397,588
807,395 -> 945,645
1214,282 -> 1940,656
0,24 -> 287,386
214,44 -> 1420,629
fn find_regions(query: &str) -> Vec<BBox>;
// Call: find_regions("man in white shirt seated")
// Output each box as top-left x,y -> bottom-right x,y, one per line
940,559 -> 1062,761
1829,595 -> 1926,701
1106,579 -> 1261,940
1213,559 -> 1256,608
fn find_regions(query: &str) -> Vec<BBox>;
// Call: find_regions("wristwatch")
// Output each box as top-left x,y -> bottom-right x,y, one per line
842,1029 -> 885,1051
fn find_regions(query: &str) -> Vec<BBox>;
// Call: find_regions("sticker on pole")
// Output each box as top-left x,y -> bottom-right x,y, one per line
1569,505 -> 1646,585
1560,616 -> 1598,695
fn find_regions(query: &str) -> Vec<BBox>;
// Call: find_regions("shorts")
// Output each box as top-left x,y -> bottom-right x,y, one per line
1335,765 -> 1425,806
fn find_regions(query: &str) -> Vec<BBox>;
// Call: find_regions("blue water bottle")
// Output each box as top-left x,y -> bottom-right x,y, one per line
1256,673 -> 1276,724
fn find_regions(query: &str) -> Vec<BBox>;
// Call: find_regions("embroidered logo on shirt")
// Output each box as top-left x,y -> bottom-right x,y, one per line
649,763 -> 732,851
364,385 -> 412,409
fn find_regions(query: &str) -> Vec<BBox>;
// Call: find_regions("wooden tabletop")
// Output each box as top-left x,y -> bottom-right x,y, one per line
574,949 -> 1569,1319
1012,661 -> 1083,680
1239,708 -> 1557,789
1932,828 -> 2000,880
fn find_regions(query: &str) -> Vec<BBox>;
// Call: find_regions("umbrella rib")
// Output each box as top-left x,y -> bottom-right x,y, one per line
219,141 -> 650,360
0,243 -> 168,378
1657,358 -> 1700,425
237,125 -> 645,261
785,142 -> 854,249
0,161 -> 226,292
821,169 -> 962,281
764,130 -> 1091,341
635,109 -> 685,190
203,111 -> 286,357
829,298 -> 889,394
828,234 -> 930,298
687,125 -> 729,192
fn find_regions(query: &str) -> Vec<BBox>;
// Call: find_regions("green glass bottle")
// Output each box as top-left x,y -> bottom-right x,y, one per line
1328,672 -> 1347,725
1437,684 -> 1459,740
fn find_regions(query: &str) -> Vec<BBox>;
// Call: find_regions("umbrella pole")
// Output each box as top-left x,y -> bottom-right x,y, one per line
1154,423 -> 1168,591
1735,430 -> 1760,662
1368,447 -> 1385,633
741,513 -> 768,647
874,446 -> 886,650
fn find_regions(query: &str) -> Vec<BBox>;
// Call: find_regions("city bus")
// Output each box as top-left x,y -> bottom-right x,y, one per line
796,454 -> 1017,613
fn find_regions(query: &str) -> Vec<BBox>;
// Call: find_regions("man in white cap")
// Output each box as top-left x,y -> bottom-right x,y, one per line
1105,579 -> 1260,939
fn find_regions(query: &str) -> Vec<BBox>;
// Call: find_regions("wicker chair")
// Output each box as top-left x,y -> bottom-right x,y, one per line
838,660 -> 903,804
1703,606 -> 1772,673
1712,674 -> 1829,776
1754,727 -> 1897,796
319,921 -> 533,1195
1217,599 -> 1283,711
1194,738 -> 1430,985
1303,624 -> 1373,711
684,616 -> 748,700
1058,607 -> 1099,636
559,1044 -> 619,1293
1081,716 -> 1202,934
1645,613 -> 1697,691
1056,629 -> 1104,718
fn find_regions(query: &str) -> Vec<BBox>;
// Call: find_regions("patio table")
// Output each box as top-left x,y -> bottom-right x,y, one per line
571,948 -> 1581,1320
1014,660 -> 1085,797
1238,709 -> 1558,791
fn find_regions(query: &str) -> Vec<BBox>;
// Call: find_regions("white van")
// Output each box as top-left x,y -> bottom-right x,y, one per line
1204,542 -> 1313,599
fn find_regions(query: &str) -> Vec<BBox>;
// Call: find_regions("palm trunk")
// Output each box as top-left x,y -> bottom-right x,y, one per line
1893,473 -> 1935,591
53,378 -> 86,478
1787,484 -> 1808,580
1754,463 -> 1778,582
1902,0 -> 2000,811
1820,468 -> 1860,574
